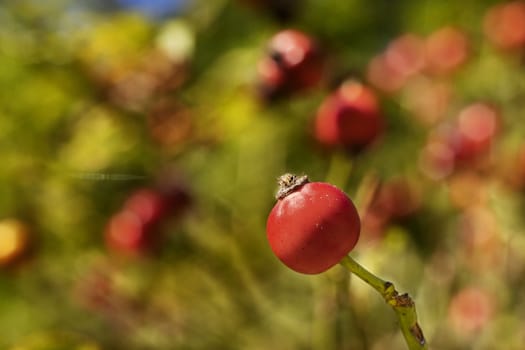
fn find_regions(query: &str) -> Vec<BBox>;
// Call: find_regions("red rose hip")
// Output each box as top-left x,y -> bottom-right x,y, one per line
266,174 -> 361,274
105,209 -> 148,255
257,29 -> 324,99
484,1 -> 525,51
453,102 -> 500,162
315,80 -> 383,152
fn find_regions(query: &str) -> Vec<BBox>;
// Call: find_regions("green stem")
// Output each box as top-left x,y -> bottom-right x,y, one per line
325,152 -> 353,189
339,255 -> 428,350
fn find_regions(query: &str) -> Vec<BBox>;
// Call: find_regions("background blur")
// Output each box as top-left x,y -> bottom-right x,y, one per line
1,0 -> 525,349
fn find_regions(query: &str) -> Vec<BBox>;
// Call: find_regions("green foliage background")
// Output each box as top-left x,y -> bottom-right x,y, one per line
1,0 -> 525,349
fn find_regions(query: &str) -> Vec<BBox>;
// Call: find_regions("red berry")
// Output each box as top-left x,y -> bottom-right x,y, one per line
314,80 -> 383,152
424,26 -> 469,75
258,29 -> 324,99
105,183 -> 191,256
105,209 -> 148,255
384,33 -> 426,79
366,54 -> 406,93
448,286 -> 495,335
484,1 -> 525,51
420,103 -> 499,178
452,102 -> 499,162
266,174 -> 361,274
124,188 -> 167,225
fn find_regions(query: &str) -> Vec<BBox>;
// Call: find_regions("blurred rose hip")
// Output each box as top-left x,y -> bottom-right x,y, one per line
425,26 -> 469,75
124,188 -> 168,225
367,54 -> 406,93
367,34 -> 425,93
106,185 -> 191,255
448,286 -> 495,336
266,174 -> 360,274
385,33 -> 426,78
106,209 -> 150,255
420,103 -> 500,179
484,1 -> 525,51
257,29 -> 324,99
314,80 -> 383,152
452,102 -> 500,162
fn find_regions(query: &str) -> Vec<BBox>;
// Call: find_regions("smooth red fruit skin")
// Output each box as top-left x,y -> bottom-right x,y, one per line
266,182 -> 360,274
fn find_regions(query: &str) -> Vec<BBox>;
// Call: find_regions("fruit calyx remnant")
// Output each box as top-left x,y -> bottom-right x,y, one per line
276,173 -> 309,199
